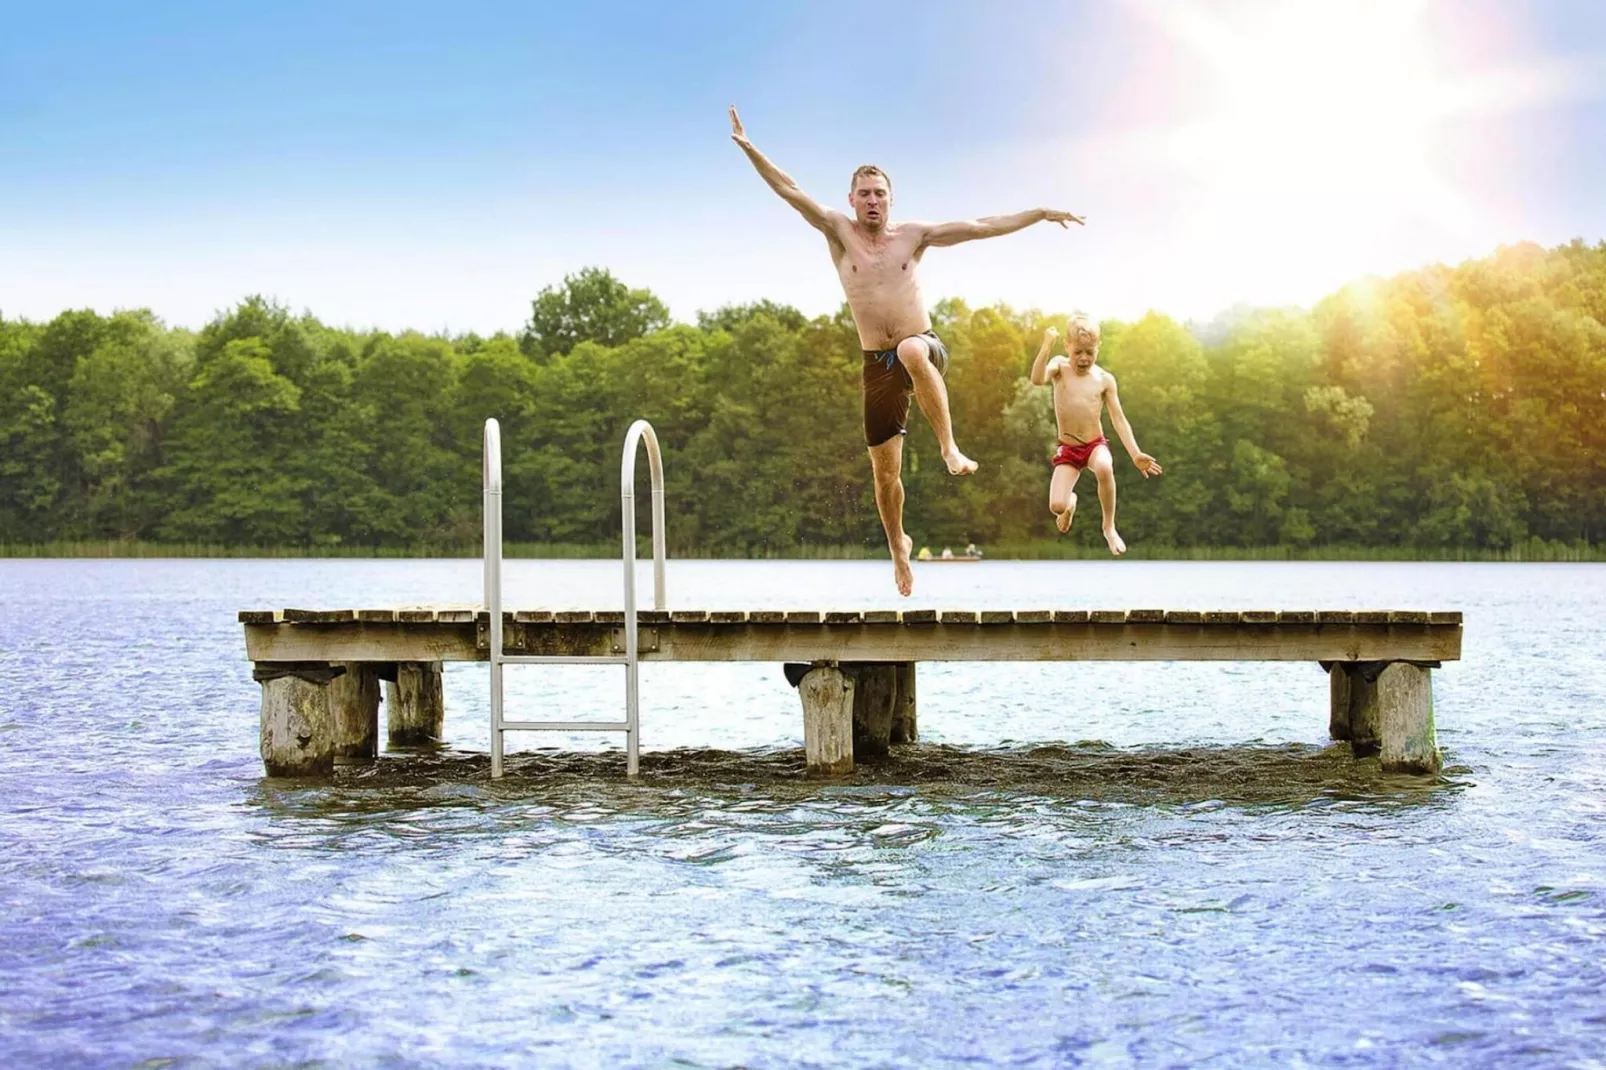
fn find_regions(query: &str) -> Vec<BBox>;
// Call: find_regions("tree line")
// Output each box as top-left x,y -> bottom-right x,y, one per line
2,243 -> 1603,554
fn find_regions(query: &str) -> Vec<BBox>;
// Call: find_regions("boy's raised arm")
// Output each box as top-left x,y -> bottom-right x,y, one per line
922,208 -> 1085,248
1104,375 -> 1163,477
1030,327 -> 1063,385
729,106 -> 842,239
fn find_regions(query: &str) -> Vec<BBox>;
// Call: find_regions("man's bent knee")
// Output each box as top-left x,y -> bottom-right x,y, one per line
895,336 -> 932,371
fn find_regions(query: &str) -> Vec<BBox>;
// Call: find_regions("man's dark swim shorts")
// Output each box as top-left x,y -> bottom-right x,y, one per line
862,330 -> 950,447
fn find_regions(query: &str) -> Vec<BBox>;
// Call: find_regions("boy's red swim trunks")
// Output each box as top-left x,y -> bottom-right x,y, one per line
1052,435 -> 1108,470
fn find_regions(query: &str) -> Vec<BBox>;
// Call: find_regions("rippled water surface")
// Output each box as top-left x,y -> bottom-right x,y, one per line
2,559 -> 1603,1067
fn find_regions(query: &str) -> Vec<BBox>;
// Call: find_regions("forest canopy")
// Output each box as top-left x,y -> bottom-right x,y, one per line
2,243 -> 1603,554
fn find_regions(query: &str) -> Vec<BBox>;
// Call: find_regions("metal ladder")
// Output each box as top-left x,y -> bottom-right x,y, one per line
482,417 -> 666,778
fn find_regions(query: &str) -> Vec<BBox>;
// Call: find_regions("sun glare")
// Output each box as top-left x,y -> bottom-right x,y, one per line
1112,0 -> 1582,314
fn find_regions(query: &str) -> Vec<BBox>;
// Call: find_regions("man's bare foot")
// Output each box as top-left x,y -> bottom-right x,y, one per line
1104,527 -> 1127,556
1055,492 -> 1078,534
893,534 -> 914,596
943,448 -> 978,476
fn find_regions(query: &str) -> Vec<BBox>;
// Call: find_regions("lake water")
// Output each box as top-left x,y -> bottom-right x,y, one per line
1,558 -> 1603,1067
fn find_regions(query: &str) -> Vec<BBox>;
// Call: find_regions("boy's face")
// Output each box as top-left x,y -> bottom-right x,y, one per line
1069,331 -> 1099,371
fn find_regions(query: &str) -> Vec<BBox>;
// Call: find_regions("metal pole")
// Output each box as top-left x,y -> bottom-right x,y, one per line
620,423 -> 642,777
484,418 -> 504,779
648,431 -> 666,611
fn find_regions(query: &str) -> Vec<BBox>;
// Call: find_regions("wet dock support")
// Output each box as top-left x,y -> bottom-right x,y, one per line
1328,661 -> 1440,775
1377,663 -> 1441,774
799,663 -> 854,776
387,661 -> 445,746
331,662 -> 380,762
892,662 -> 917,744
848,664 -> 898,759
257,663 -> 346,777
1327,664 -> 1353,742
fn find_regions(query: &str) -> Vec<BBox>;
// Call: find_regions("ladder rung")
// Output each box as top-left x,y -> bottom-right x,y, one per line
500,720 -> 631,732
497,655 -> 629,665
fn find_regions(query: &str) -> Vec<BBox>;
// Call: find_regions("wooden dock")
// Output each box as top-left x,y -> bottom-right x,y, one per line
241,606 -> 1462,779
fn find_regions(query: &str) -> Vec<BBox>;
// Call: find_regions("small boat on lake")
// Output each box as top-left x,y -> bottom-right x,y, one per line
920,544 -> 984,562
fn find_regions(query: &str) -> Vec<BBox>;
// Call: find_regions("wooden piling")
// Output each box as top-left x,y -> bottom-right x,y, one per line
848,664 -> 897,759
1328,664 -> 1353,742
259,673 -> 336,777
891,661 -> 917,744
387,661 -> 444,747
799,664 -> 854,776
1348,667 -> 1382,758
1377,663 -> 1441,775
330,662 -> 380,762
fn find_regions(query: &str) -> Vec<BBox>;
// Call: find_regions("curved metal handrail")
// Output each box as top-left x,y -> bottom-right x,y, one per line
620,419 -> 668,777
483,418 -> 505,777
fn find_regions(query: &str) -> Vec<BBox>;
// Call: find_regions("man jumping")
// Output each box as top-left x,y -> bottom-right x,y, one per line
730,106 -> 1084,595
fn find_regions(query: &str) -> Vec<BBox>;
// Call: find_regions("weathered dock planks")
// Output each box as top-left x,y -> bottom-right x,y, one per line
241,607 -> 1463,665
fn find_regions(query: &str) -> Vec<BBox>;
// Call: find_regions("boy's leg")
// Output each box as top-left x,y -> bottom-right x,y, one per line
1049,463 -> 1080,533
1089,446 -> 1125,555
895,336 -> 977,476
868,437 -> 916,596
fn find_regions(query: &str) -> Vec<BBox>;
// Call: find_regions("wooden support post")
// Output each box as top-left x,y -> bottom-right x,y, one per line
330,662 -> 380,762
1348,667 -> 1382,759
258,668 -> 341,777
891,662 -> 917,744
847,663 -> 897,760
387,660 -> 444,747
799,664 -> 854,776
1377,663 -> 1441,775
1328,664 -> 1353,741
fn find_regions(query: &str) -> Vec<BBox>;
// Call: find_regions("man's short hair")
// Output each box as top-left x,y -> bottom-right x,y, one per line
1068,312 -> 1100,348
850,165 -> 891,193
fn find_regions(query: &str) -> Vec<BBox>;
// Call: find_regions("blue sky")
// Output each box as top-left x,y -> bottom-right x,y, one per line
3,0 -> 1604,333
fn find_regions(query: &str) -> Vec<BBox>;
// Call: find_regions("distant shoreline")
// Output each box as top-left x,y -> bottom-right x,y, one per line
3,539 -> 1599,563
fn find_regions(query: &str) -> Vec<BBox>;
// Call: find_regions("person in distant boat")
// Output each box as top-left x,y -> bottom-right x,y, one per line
917,546 -> 933,561
729,105 -> 1084,597
963,542 -> 981,558
941,547 -> 954,559
1030,317 -> 1162,555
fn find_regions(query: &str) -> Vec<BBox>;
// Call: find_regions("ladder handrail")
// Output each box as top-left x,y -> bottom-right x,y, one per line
484,418 -> 505,778
482,416 -> 667,780
620,419 -> 667,779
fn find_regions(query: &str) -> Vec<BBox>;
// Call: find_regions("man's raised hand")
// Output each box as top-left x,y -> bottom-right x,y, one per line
729,105 -> 750,147
1044,209 -> 1086,228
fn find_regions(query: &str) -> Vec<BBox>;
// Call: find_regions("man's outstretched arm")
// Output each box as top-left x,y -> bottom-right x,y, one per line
922,208 -> 1084,248
729,106 -> 841,237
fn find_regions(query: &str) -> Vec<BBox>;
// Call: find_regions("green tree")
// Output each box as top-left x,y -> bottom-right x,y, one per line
520,267 -> 671,359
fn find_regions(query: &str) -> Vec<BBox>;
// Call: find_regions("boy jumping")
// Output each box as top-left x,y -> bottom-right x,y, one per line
1029,316 -> 1162,555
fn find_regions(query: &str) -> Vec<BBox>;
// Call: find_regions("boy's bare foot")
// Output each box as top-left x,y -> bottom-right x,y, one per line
1055,492 -> 1078,534
943,448 -> 978,476
1104,527 -> 1126,556
893,534 -> 914,596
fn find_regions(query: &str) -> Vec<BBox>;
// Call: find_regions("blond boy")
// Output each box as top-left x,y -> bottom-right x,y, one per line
1029,316 -> 1162,555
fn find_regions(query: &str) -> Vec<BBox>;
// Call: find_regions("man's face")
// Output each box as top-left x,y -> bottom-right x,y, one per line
850,176 -> 891,228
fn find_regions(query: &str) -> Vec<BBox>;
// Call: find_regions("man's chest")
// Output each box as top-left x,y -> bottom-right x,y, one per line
837,233 -> 922,281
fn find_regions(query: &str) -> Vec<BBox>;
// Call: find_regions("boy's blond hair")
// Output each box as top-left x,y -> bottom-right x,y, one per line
1067,312 -> 1100,348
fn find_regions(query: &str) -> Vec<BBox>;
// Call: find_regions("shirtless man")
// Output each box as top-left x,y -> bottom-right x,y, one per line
730,106 -> 1083,595
1030,316 -> 1162,555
